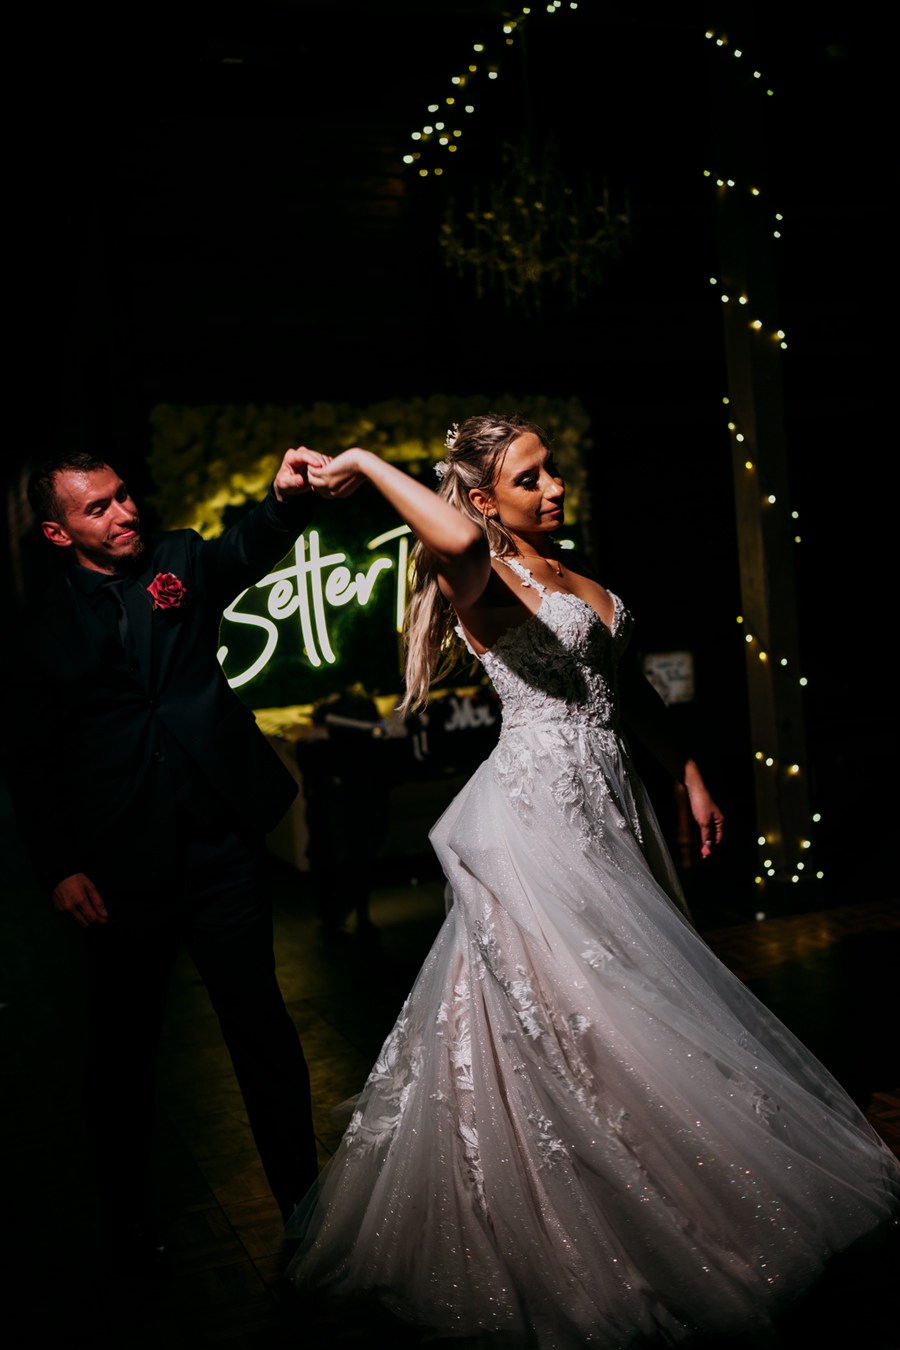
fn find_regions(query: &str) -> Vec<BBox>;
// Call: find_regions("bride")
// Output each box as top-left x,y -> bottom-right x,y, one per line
287,413 -> 898,1347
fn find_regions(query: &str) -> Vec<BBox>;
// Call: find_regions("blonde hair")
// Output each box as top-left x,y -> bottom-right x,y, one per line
400,412 -> 550,714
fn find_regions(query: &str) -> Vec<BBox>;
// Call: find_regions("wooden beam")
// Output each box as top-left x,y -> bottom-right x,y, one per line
707,32 -> 812,891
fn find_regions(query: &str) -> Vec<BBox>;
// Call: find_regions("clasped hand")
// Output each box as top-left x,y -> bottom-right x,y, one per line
275,446 -> 368,500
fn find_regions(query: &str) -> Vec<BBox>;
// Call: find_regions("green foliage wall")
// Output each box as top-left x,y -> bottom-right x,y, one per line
148,393 -> 591,536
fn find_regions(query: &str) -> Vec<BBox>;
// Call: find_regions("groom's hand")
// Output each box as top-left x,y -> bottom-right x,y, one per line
53,873 -> 108,928
273,447 -> 329,500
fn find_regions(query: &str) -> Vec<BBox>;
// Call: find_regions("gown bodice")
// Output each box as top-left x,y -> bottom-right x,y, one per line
456,556 -> 632,738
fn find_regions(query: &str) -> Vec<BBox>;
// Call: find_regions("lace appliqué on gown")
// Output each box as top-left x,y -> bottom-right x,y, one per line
456,557 -> 643,861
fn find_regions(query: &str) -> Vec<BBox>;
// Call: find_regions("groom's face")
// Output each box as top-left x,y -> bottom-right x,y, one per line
43,466 -> 145,573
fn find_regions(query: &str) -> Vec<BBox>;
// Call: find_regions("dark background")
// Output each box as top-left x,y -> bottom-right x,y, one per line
4,0 -> 890,921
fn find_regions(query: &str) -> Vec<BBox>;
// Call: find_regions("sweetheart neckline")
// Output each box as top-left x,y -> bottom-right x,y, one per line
459,589 -> 622,661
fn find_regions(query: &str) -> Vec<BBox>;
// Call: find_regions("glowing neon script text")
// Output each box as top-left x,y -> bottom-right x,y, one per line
217,528 -> 409,688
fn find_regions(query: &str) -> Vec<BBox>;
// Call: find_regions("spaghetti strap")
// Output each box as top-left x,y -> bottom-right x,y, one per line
491,551 -> 549,597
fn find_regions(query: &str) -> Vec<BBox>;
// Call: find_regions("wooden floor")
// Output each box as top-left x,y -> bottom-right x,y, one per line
3,795 -> 898,1347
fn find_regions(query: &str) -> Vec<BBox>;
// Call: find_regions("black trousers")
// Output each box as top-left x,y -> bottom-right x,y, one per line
82,819 -> 317,1233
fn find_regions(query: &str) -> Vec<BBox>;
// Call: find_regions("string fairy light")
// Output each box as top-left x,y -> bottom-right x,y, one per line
703,30 -> 820,894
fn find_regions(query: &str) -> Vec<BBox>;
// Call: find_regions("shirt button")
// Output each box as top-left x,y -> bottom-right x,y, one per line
155,751 -> 166,763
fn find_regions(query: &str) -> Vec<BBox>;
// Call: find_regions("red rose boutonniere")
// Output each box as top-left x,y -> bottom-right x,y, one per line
147,572 -> 187,610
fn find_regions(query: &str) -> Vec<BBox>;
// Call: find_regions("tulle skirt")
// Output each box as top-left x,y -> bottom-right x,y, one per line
285,726 -> 899,1347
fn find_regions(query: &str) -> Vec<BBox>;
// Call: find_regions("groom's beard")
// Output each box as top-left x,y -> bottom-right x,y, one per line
76,526 -> 149,574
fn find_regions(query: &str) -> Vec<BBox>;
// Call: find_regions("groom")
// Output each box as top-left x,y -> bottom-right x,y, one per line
5,446 -> 323,1270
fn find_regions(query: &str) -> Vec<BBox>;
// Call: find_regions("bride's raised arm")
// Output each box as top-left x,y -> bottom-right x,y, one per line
308,447 -> 490,609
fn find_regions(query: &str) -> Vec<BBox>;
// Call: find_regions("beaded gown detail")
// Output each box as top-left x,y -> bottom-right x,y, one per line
286,560 -> 899,1348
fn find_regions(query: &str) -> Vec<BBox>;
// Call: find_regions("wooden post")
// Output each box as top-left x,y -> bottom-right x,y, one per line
707,32 -> 812,893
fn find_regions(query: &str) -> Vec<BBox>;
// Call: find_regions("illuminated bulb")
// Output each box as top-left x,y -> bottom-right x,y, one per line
792,875 -> 799,883
710,276 -> 717,284
780,658 -> 787,666
721,294 -> 729,303
717,178 -> 725,186
706,29 -> 714,37
775,214 -> 783,221
778,331 -> 786,339
751,186 -> 759,195
489,70 -> 498,78
717,38 -> 724,46
736,615 -> 743,622
423,125 -> 433,134
767,869 -> 775,876
728,421 -> 736,430
794,535 -> 801,543
797,862 -> 805,870
403,154 -> 414,164
704,169 -> 711,176
746,634 -> 753,644
435,122 -> 444,129
812,814 -> 821,823
735,49 -> 742,56
751,320 -> 762,329
755,751 -> 763,760
439,136 -> 448,144
754,71 -> 761,78
765,757 -> 774,766
570,2 -> 577,7
736,433 -> 745,442
722,396 -> 730,404
727,179 -> 735,187
774,231 -> 781,238
412,132 -> 421,140
767,494 -> 776,503
503,23 -> 512,31
759,651 -> 767,661
757,836 -> 766,845
802,840 -> 811,849
738,296 -> 747,305
451,76 -> 460,84
474,43 -> 483,51
745,461 -> 753,469
780,341 -> 788,349
799,677 -> 808,686
763,859 -> 772,867
816,871 -> 824,879
790,764 -> 800,774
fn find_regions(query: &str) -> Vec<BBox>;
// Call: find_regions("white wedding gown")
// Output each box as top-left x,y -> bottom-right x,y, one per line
286,560 -> 899,1347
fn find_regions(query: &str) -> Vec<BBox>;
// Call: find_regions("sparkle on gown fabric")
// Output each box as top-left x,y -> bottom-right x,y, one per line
286,562 -> 900,1347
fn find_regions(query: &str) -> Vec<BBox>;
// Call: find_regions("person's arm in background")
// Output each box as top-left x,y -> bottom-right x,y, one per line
618,656 -> 724,858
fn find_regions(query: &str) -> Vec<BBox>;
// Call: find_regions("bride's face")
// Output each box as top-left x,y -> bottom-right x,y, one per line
471,432 -> 565,537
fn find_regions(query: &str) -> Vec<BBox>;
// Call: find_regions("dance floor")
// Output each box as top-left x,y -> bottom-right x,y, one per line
3,800 -> 897,1348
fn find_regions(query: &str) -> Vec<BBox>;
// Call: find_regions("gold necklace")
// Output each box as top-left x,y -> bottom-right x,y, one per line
515,551 -> 564,578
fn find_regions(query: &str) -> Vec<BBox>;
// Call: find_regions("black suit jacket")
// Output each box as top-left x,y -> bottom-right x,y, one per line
5,486 -> 314,894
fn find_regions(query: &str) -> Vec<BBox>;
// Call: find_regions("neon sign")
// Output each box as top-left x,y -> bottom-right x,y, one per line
217,525 -> 412,689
